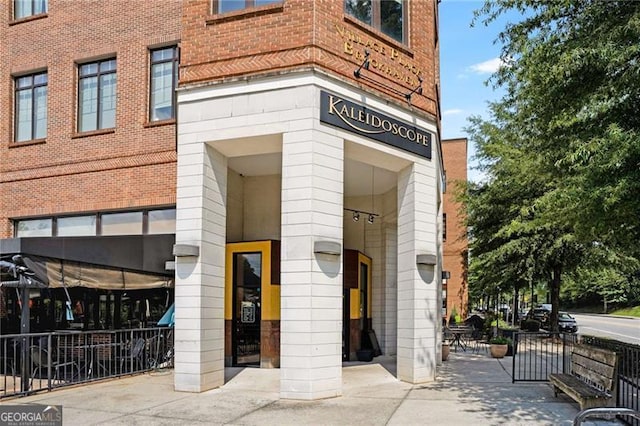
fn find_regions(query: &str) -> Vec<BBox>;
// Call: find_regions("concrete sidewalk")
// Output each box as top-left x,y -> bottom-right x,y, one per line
7,351 -> 619,425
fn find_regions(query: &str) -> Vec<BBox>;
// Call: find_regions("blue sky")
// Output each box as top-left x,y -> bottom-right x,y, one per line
439,1 -> 524,181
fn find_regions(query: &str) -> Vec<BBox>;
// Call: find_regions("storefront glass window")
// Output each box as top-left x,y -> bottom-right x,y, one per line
101,212 -> 143,235
58,215 -> 96,236
148,209 -> 176,234
16,218 -> 52,237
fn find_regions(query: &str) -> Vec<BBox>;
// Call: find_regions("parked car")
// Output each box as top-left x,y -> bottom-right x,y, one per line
526,306 -> 551,326
558,312 -> 578,333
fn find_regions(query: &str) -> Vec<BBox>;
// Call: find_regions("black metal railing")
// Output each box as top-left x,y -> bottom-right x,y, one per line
511,331 -> 577,382
581,336 -> 640,426
0,327 -> 174,399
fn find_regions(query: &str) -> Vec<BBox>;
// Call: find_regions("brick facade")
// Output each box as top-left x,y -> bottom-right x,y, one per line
442,138 -> 468,319
180,0 -> 439,118
0,0 -> 182,238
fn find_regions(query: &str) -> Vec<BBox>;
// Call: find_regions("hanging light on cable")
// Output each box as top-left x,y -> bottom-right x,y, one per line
352,211 -> 360,222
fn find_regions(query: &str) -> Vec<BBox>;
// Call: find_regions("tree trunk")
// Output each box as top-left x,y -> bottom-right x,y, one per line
549,265 -> 562,334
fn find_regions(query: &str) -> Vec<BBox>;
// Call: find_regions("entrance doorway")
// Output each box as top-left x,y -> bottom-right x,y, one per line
226,241 -> 280,368
232,252 -> 262,366
343,250 -> 372,361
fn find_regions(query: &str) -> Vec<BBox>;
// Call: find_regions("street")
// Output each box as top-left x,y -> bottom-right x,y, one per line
571,313 -> 640,345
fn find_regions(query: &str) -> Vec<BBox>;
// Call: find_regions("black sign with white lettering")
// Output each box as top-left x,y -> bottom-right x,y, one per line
320,91 -> 432,159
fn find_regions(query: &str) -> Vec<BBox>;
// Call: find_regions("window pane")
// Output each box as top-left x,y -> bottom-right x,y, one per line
14,0 -> 32,19
79,76 -> 98,132
58,216 -> 96,236
34,73 -> 47,85
101,212 -> 142,235
148,209 -> 176,234
218,0 -> 245,13
34,0 -> 47,14
34,85 -> 47,139
100,73 -> 116,128
150,62 -> 173,121
255,0 -> 280,6
16,89 -> 33,142
345,0 -> 371,25
16,218 -> 52,237
151,47 -> 175,63
100,59 -> 116,73
381,0 -> 403,42
79,63 -> 98,77
16,76 -> 32,88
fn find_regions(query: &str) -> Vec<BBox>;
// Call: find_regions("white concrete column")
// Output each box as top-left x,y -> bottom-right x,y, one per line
174,142 -> 227,392
383,223 -> 398,355
396,161 -> 438,383
280,128 -> 344,400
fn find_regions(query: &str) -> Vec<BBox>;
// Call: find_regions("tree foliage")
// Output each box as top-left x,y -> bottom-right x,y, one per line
463,1 -> 640,322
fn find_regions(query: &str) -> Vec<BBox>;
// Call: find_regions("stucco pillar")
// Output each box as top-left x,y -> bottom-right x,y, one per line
174,142 -> 227,392
280,128 -> 344,400
396,161 -> 438,383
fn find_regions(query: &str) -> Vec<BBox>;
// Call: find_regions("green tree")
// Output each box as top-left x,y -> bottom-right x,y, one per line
463,1 -> 640,325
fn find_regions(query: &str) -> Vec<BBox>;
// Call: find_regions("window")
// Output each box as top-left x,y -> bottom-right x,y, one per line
78,59 -> 116,132
58,216 -> 96,236
14,0 -> 47,19
14,72 -> 47,142
150,46 -> 179,122
345,0 -> 406,44
16,218 -> 52,237
443,213 -> 447,242
14,209 -> 175,238
214,0 -> 280,14
101,212 -> 143,236
148,209 -> 176,234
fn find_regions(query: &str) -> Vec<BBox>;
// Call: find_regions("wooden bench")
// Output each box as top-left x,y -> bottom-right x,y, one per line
549,344 -> 618,410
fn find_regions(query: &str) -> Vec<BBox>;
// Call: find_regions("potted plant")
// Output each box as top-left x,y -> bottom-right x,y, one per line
489,336 -> 511,358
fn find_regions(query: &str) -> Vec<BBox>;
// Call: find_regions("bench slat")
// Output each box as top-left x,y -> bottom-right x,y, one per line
573,345 -> 617,367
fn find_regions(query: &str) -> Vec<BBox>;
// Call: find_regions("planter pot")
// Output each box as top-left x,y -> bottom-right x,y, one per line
442,343 -> 450,361
490,344 -> 508,358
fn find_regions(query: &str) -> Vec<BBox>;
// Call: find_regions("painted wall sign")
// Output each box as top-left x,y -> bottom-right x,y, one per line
320,91 -> 432,159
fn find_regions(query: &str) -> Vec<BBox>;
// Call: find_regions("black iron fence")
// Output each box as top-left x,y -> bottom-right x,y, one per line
511,331 -> 577,382
581,336 -> 640,426
0,327 -> 173,399
511,332 -> 639,426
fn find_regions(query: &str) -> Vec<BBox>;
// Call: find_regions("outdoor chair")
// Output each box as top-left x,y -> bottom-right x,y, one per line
117,338 -> 146,373
30,346 -> 79,384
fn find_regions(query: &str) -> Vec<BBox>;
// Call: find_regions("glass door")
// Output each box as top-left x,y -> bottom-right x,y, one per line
232,252 -> 262,366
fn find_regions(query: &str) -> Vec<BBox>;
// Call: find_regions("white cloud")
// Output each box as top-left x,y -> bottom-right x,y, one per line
469,57 -> 504,74
443,109 -> 463,116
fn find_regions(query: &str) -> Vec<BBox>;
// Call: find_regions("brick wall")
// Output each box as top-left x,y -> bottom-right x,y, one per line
0,0 -> 182,238
442,138 -> 468,318
181,0 -> 439,118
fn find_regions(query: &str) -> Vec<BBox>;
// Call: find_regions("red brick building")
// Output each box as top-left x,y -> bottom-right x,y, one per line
442,138 -> 468,321
1,0 -> 469,400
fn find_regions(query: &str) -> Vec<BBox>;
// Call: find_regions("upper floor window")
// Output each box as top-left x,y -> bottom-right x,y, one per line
214,0 -> 280,14
14,0 -> 47,19
345,0 -> 406,44
150,46 -> 179,122
15,71 -> 47,142
78,59 -> 116,132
